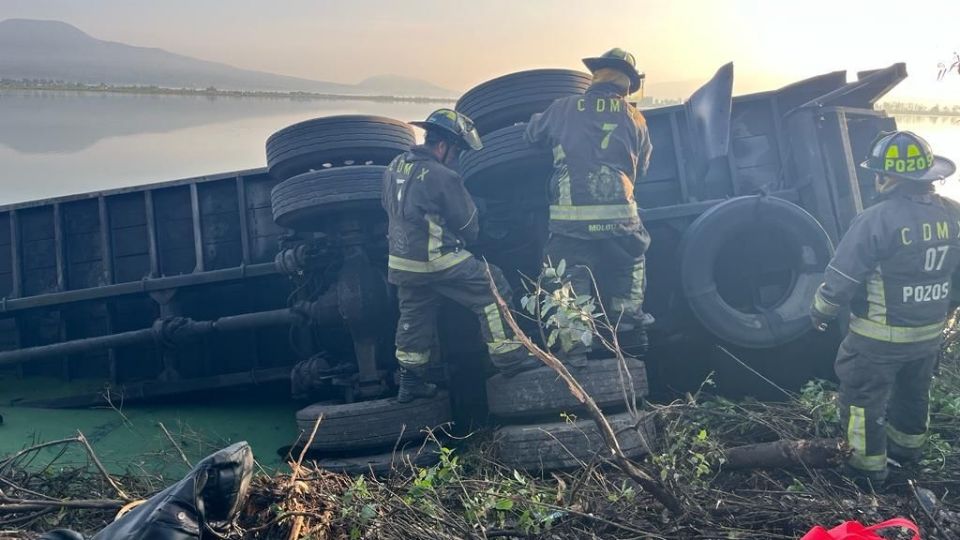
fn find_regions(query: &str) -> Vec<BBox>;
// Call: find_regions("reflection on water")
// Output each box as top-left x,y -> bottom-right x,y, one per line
0,90 -> 440,204
1,91 -> 343,154
0,90 -> 957,205
895,115 -> 960,201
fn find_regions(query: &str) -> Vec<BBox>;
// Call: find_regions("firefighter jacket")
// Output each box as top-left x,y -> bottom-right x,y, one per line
524,81 -> 653,239
381,145 -> 479,283
812,186 -> 960,345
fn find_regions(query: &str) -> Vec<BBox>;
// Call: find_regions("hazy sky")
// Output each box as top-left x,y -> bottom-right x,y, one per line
2,0 -> 960,103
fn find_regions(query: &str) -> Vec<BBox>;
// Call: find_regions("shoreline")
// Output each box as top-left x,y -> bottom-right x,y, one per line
0,81 -> 456,104
886,111 -> 960,119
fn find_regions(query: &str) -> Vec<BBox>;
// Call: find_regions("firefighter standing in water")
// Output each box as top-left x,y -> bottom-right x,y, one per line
525,48 -> 654,367
382,109 -> 538,403
811,131 -> 959,484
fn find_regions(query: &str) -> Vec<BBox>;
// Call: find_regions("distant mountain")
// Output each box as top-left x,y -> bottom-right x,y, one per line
356,74 -> 457,98
0,19 -> 453,97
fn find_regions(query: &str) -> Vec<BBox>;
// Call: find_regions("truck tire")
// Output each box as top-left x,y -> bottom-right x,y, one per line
266,115 -> 413,181
495,411 -> 655,473
486,358 -> 648,420
315,441 -> 441,476
459,124 -> 551,198
271,165 -> 385,231
680,195 -> 834,349
295,392 -> 451,452
456,69 -> 592,135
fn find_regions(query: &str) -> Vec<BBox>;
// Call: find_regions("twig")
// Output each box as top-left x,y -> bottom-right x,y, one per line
290,414 -> 322,485
0,478 -> 56,502
0,437 -> 80,475
909,479 -> 956,540
158,422 -> 192,468
484,262 -> 683,515
75,431 -> 130,501
716,345 -> 793,400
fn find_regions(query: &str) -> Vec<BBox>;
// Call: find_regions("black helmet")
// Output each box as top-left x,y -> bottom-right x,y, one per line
410,108 -> 483,151
582,48 -> 645,94
861,130 -> 956,182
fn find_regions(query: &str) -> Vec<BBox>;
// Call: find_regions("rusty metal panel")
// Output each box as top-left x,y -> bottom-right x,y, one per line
63,198 -> 107,290
198,180 -> 243,271
243,174 -> 284,264
153,186 -> 196,276
20,206 -> 58,296
107,192 -> 150,283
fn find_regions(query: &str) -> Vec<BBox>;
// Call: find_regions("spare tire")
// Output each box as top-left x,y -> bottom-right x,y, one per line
266,115 -> 413,181
494,411 -> 655,473
680,195 -> 834,349
460,123 -> 551,198
456,69 -> 592,135
271,165 -> 385,231
486,358 -> 648,420
295,392 -> 451,452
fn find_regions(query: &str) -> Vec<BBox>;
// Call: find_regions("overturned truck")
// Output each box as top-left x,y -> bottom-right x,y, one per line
0,63 -> 906,470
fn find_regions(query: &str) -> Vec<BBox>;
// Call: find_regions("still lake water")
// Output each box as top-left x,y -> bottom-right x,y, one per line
2,90 -> 958,205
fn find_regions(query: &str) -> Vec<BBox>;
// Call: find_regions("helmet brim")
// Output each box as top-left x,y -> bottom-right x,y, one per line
860,154 -> 957,182
410,121 -> 483,151
582,57 -> 644,93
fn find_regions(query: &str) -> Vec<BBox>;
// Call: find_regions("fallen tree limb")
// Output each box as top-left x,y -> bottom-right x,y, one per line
484,263 -> 683,515
0,497 -> 123,513
721,438 -> 847,470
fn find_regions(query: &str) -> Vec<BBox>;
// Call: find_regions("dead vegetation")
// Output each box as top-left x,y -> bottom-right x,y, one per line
4,303 -> 960,538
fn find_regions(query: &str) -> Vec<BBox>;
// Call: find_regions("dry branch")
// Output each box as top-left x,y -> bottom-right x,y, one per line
721,438 -> 847,470
484,262 -> 683,514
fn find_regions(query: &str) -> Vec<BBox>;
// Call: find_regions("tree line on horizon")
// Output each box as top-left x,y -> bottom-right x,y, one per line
0,78 -> 453,103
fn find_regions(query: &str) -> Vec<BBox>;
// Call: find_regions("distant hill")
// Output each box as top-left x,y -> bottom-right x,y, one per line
0,19 -> 453,97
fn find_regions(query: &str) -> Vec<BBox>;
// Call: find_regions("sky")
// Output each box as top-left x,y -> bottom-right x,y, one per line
2,0 -> 960,104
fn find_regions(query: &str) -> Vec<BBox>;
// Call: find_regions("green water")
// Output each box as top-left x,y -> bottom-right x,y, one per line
1,378 -> 300,475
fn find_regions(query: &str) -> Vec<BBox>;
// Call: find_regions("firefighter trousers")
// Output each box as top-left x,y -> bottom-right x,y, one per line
393,257 -> 526,371
835,333 -> 937,476
543,232 -> 650,356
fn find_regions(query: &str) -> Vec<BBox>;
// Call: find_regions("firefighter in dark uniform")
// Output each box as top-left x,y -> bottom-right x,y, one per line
383,109 -> 539,403
811,131 -> 959,484
524,48 -> 654,366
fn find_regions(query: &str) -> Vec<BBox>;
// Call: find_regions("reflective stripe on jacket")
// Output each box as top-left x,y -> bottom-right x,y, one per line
381,146 -> 479,281
812,187 -> 960,343
524,82 -> 652,239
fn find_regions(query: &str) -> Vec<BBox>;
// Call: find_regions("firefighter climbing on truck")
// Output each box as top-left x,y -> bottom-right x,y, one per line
524,48 -> 654,367
382,109 -> 539,403
811,131 -> 960,484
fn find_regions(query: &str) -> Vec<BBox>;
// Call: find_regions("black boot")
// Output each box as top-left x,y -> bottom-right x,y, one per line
396,366 -> 438,403
888,442 -> 924,465
843,463 -> 889,491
